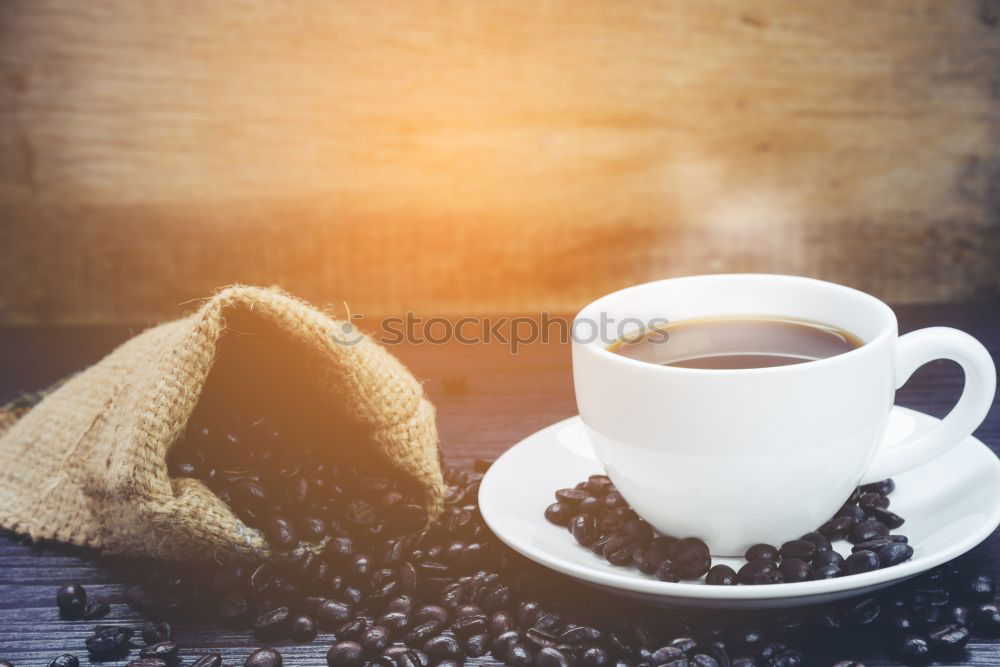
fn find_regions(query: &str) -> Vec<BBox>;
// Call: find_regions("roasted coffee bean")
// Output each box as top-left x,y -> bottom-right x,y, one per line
812,550 -> 844,568
341,585 -> 364,606
555,488 -> 589,505
481,583 -> 512,611
850,520 -> 889,544
868,508 -> 905,529
327,641 -> 364,667
334,618 -> 369,642
737,558 -> 774,585
245,647 -> 282,667
779,540 -> 816,561
668,538 -> 712,579
569,514 -> 600,547
912,587 -> 950,607
533,611 -> 563,633
289,613 -> 318,642
297,516 -> 328,542
751,569 -> 784,585
622,518 -> 654,543
605,536 -> 639,566
463,633 -> 489,658
778,559 -> 811,583
127,660 -> 165,667
928,623 -> 971,651
648,535 -> 678,558
858,492 -> 889,510
655,560 -> 681,583
800,531 -> 831,552
85,626 -> 134,657
818,516 -> 853,541
253,606 -> 290,639
580,647 -> 612,667
861,479 -> 895,495
451,613 -> 487,638
893,634 -> 931,663
878,542 -> 913,567
422,635 -> 462,661
315,600 -> 353,629
843,550 -> 880,575
744,544 -> 779,562
973,602 -> 1000,636
526,627 -> 557,648
489,610 -> 515,636
836,504 -> 866,525
47,656 -> 79,667
651,645 -> 688,664
545,503 -> 575,526
414,604 -> 449,626
55,583 -> 87,618
587,475 -> 614,495
602,492 -> 627,510
75,596 -> 108,620
579,496 -> 602,515
142,621 -> 173,645
811,564 -> 842,579
404,620 -> 443,646
191,654 -> 223,667
705,564 -> 738,586
536,647 -> 571,667
262,516 -> 298,549
559,625 -> 602,644
360,625 -> 391,655
139,642 -> 178,660
507,643 -> 532,667
377,610 -> 411,634
632,548 -> 660,574
852,539 -> 893,553
844,597 -> 880,626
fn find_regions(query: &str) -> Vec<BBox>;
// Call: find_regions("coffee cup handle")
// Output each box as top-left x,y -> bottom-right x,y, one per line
861,327 -> 996,484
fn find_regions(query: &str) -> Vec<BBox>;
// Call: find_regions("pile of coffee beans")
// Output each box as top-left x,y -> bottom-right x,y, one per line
168,411 -> 430,552
546,476 -> 913,584
5,405 -> 998,667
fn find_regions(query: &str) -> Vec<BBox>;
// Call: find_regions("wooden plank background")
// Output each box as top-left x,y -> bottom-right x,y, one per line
1,0 -> 999,325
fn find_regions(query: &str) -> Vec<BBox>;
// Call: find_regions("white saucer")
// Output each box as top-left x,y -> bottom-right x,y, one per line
479,406 -> 1000,609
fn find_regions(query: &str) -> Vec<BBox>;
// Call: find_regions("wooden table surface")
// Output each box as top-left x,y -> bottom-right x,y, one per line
1,303 -> 999,666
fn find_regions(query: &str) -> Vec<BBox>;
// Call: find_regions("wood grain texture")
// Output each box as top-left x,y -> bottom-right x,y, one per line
1,1 -> 999,325
0,303 -> 999,665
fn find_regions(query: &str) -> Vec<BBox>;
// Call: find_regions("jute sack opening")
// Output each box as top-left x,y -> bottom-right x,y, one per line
0,285 -> 444,561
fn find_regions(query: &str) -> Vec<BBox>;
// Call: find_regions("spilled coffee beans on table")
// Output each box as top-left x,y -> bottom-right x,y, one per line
6,407 -> 1000,667
546,475 -> 913,584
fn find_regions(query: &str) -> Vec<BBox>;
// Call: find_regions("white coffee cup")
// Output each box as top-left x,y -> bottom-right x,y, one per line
571,274 -> 996,556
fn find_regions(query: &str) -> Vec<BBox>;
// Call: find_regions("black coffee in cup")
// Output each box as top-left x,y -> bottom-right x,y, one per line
609,315 -> 863,369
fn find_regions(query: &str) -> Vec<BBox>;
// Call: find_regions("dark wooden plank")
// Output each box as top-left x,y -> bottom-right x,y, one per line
0,303 -> 999,665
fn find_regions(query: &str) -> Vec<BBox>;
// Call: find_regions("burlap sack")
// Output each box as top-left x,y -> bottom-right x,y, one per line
0,285 -> 444,561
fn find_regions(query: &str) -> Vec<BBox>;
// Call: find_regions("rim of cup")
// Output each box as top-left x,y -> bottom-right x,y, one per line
572,273 -> 898,375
